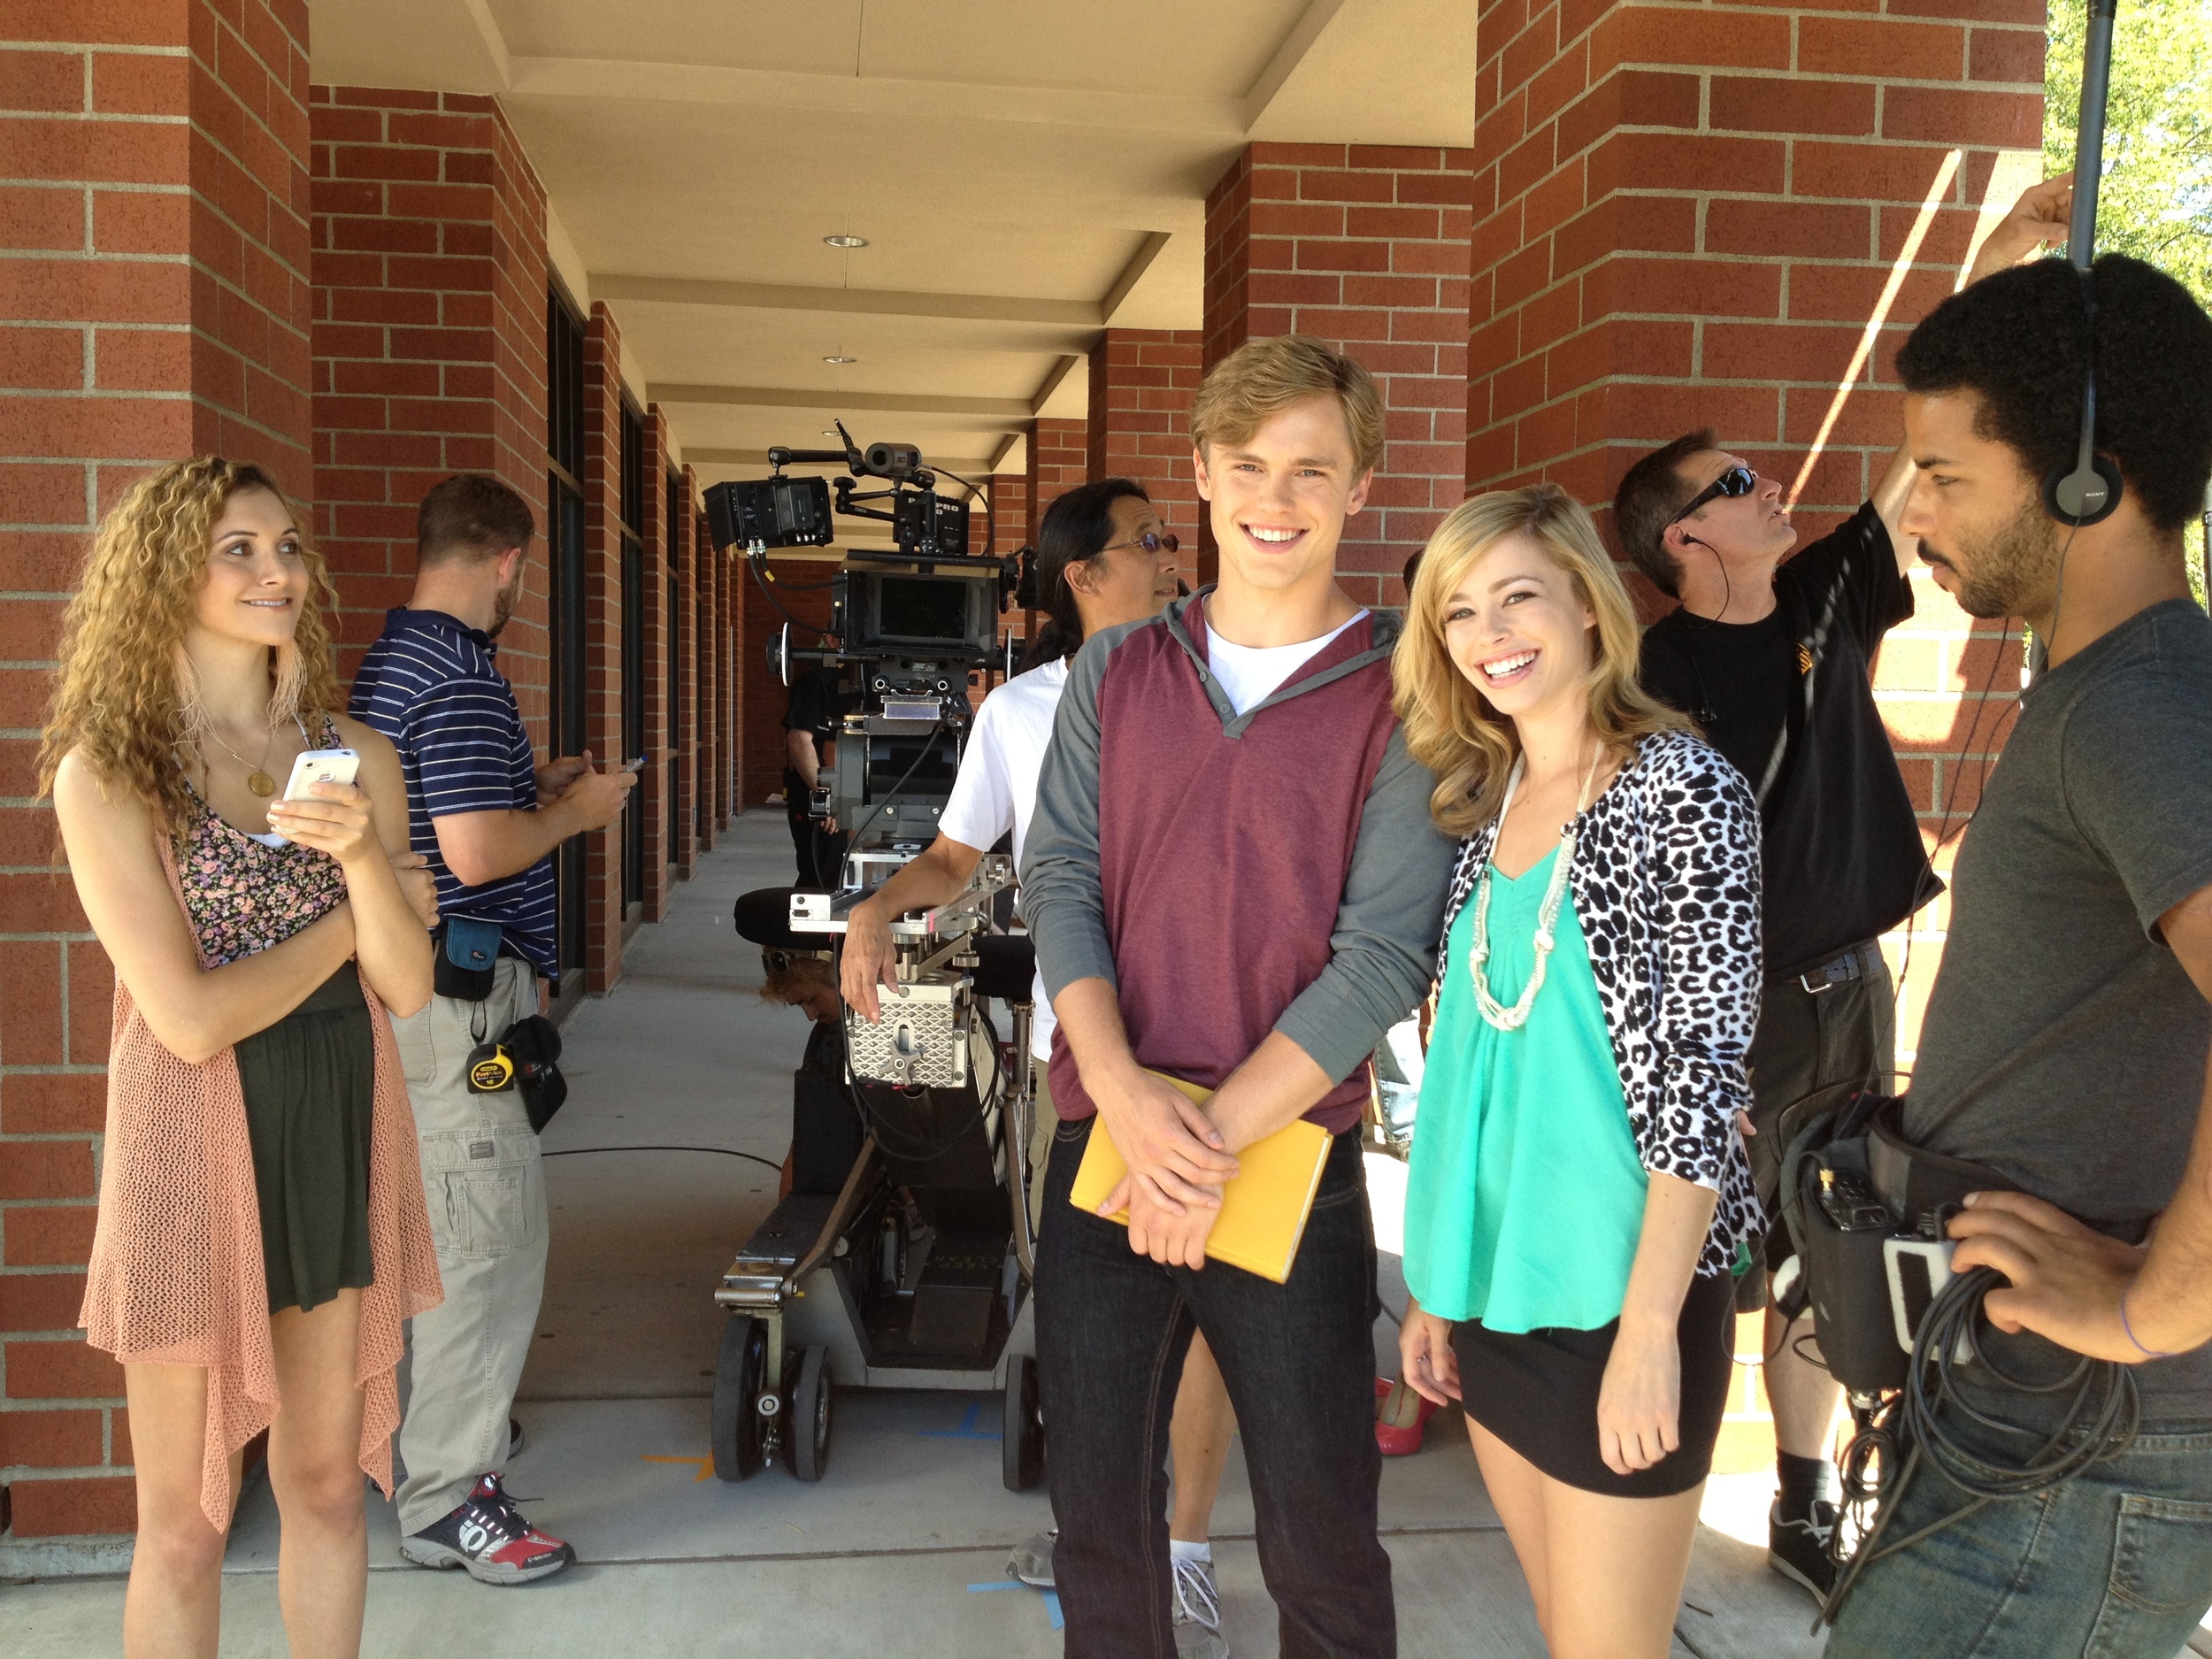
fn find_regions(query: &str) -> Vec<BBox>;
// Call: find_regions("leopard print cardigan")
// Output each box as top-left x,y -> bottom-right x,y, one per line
1434,726 -> 1765,1278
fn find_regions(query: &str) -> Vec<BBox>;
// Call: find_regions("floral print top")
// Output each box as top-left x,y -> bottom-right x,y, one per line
179,716 -> 350,967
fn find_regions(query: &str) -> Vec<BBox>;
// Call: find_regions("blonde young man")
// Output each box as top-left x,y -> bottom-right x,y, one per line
1021,337 -> 1455,1657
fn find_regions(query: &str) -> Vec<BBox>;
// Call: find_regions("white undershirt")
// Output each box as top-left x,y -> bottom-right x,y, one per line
1204,611 -> 1368,716
938,657 -> 1069,1060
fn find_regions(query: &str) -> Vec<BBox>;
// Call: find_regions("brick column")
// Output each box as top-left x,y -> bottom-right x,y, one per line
1462,0 -> 2042,1060
308,89 -> 549,707
722,518 -> 741,828
672,463 -> 700,878
1202,143 -> 1475,605
638,406 -> 673,918
987,471 -> 1033,649
1087,330 -> 1204,584
578,302 -> 624,989
739,557 -> 835,826
718,530 -> 738,830
1025,417 -> 1088,526
698,514 -> 721,846
2,0 -> 313,1541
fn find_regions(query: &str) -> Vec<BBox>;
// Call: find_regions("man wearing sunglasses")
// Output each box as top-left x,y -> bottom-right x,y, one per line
1610,175 -> 2075,1603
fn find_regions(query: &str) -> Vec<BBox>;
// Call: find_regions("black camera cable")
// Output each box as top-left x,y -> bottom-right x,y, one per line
540,1144 -> 785,1174
1818,1262 -> 2139,1632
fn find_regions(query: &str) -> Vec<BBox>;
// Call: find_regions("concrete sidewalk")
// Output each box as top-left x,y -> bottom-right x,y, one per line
3,812 -> 1840,1657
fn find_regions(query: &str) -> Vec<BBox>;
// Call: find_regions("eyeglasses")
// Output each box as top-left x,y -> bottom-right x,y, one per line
1666,464 -> 1757,527
1095,531 -> 1179,558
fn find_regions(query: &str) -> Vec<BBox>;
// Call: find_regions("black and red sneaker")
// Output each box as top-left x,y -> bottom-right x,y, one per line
400,1473 -> 574,1585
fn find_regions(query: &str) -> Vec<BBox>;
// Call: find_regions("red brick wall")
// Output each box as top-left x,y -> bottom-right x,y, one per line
638,407 -> 673,918
740,557 -> 836,818
307,88 -> 549,723
2,0 -> 314,1539
1025,417 -> 1088,526
1463,0 -> 2042,1059
580,303 -> 626,988
1202,144 -> 1476,605
1087,329 -> 1204,588
672,465 -> 701,875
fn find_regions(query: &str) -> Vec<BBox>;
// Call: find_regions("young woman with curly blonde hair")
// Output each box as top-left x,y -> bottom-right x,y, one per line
1390,485 -> 1764,1658
41,457 -> 442,1659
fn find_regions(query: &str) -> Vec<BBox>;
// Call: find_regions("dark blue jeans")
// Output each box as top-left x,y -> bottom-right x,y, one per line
1828,1348 -> 2212,1658
1035,1114 -> 1394,1659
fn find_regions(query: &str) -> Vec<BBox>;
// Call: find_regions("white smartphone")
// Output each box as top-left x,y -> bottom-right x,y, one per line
281,747 -> 361,801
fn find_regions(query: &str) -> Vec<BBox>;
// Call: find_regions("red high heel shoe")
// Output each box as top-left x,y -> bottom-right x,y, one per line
1374,1376 -> 1440,1456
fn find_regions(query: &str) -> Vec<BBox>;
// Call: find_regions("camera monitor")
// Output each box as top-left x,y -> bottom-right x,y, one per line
848,571 -> 994,658
703,475 -> 833,551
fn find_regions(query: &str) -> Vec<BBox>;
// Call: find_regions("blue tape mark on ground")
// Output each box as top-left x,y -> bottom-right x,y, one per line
967,1580 -> 1026,1593
1043,1590 -> 1064,1632
919,1402 -> 1002,1440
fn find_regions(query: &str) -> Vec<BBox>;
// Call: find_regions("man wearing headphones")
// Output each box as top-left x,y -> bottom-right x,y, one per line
1612,177 -> 2072,1601
1820,249 -> 2212,1656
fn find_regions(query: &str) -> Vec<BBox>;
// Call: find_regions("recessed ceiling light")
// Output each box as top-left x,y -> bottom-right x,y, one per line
823,354 -> 857,365
823,234 -> 869,249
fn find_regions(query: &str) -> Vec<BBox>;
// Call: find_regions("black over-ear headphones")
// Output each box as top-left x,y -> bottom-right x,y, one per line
2043,265 -> 2124,527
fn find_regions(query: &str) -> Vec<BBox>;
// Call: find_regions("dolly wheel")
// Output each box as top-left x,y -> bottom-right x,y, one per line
788,1346 -> 833,1484
1003,1353 -> 1044,1492
710,1317 -> 768,1481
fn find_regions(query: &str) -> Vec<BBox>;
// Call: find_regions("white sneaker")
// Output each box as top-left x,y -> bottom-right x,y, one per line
1171,1554 -> 1229,1659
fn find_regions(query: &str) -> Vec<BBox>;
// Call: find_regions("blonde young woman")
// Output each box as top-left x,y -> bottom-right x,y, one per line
1392,485 -> 1763,1658
41,458 -> 442,1659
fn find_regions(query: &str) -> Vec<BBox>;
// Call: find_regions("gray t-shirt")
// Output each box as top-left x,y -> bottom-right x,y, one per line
1907,599 -> 2212,1413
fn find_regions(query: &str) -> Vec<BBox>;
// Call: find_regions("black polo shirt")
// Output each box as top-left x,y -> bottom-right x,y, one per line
1640,503 -> 1939,980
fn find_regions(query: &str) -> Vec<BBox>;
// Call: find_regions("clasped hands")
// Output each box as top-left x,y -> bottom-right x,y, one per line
1094,1068 -> 1240,1271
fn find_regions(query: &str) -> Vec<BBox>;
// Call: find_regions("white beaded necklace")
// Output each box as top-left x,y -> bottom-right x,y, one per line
1467,745 -> 1601,1032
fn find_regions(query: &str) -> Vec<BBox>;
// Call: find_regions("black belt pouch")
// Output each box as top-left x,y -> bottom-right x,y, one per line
434,918 -> 502,1002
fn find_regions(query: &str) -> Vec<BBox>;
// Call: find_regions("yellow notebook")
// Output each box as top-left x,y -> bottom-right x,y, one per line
1069,1072 -> 1333,1284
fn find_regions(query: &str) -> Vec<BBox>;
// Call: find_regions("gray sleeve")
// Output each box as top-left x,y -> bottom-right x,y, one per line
1018,634 -> 1119,998
1273,728 -> 1455,1083
2065,656 -> 2212,937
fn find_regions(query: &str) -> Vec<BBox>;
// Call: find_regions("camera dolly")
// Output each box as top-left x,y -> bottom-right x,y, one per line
718,858 -> 1046,1491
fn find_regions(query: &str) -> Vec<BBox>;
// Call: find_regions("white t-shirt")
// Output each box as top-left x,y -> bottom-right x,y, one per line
939,657 -> 1069,1060
1204,611 -> 1368,716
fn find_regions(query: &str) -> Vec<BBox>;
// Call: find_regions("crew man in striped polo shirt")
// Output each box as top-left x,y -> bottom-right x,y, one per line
351,474 -> 634,1584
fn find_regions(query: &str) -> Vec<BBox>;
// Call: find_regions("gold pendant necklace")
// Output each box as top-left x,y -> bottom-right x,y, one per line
204,722 -> 280,796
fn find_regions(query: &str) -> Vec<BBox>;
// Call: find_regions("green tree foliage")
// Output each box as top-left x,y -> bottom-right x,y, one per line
2049,1 -> 2212,593
2046,0 -> 2212,306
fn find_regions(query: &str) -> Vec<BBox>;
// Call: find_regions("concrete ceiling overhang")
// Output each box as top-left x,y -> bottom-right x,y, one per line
307,0 -> 1477,489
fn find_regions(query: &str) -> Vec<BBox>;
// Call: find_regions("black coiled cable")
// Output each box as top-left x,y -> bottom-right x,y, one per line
1819,1263 -> 2140,1632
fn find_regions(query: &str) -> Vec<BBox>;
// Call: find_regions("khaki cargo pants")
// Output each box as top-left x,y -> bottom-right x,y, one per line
392,956 -> 548,1534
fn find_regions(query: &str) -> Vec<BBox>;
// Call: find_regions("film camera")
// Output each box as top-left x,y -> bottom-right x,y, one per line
702,429 -> 1046,1493
703,421 -> 1022,871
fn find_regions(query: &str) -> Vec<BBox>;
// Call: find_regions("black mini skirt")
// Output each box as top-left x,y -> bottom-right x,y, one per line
1450,1267 -> 1738,1497
234,964 -> 377,1316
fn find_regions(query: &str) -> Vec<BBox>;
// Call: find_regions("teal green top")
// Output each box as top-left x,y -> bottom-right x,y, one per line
1402,847 -> 1649,1332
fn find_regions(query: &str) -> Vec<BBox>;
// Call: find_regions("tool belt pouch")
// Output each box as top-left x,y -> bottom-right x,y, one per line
1796,1132 -> 1909,1394
501,1014 -> 568,1133
434,918 -> 503,1002
1777,1089 -> 2017,1395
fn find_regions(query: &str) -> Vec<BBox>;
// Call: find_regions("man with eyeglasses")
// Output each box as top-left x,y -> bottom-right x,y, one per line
1609,176 -> 2072,1602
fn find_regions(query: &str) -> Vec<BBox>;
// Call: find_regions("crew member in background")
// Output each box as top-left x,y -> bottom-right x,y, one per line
1612,175 -> 2073,1601
841,480 -> 1242,1656
1821,251 -> 2212,1659
1022,336 -> 1456,1656
351,474 -> 636,1585
783,654 -> 848,888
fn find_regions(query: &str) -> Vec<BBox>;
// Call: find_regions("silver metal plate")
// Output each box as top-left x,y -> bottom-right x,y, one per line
847,980 -> 970,1088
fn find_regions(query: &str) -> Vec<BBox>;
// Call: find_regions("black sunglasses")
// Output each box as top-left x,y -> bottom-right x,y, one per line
1666,464 -> 1757,527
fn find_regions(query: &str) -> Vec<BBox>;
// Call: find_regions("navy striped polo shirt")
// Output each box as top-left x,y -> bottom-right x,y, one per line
349,608 -> 558,978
